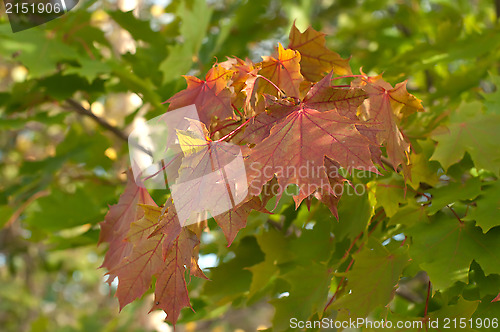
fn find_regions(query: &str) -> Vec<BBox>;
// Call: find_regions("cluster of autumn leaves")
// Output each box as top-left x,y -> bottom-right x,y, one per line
99,23 -> 424,324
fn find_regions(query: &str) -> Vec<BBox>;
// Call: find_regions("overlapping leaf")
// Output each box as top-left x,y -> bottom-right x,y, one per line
99,170 -> 156,284
151,228 -> 203,324
288,22 -> 352,82
332,239 -> 409,319
166,65 -> 234,125
357,77 -> 424,174
430,101 -> 500,176
245,78 -> 377,206
408,213 -> 500,290
463,181 -> 500,232
110,204 -> 164,309
108,203 -> 203,325
258,43 -> 304,98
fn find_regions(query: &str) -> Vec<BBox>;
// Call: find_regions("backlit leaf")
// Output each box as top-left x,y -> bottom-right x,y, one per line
288,22 -> 352,82
166,64 -> 234,126
258,43 -> 304,98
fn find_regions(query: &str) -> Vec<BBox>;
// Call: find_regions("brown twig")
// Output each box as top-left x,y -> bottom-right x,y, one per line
65,98 -> 151,156
4,190 -> 50,229
65,98 -> 128,141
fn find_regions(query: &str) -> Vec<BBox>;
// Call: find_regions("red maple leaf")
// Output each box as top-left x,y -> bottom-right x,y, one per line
357,77 -> 424,173
151,228 -> 202,324
110,204 -> 164,309
312,157 -> 348,218
245,79 -> 377,206
99,170 -> 156,284
109,203 -> 204,325
214,196 -> 267,246
166,64 -> 234,125
236,72 -> 366,145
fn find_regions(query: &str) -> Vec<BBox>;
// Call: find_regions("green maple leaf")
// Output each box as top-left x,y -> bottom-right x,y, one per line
430,101 -> 500,175
248,229 -> 290,300
406,139 -> 441,190
463,181 -> 500,233
426,176 -> 481,215
368,174 -> 406,218
332,187 -> 372,240
271,262 -> 332,331
408,213 -> 500,290
332,238 -> 410,318
385,297 -> 479,332
388,200 -> 429,227
428,297 -> 479,331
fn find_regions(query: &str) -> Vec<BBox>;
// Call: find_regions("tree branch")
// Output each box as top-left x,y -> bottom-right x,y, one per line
65,98 -> 128,142
65,98 -> 151,157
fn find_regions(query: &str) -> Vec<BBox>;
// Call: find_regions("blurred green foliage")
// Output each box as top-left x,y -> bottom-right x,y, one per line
1,0 -> 500,331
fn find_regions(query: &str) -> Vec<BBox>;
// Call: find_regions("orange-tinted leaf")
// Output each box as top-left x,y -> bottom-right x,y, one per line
219,57 -> 255,112
259,43 -> 304,98
288,23 -> 352,82
166,64 -> 234,125
226,57 -> 260,110
360,78 -> 424,173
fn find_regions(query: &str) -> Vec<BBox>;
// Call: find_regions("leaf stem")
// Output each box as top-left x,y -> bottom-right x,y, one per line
323,231 -> 364,312
256,74 -> 285,96
324,208 -> 387,313
232,103 -> 244,118
424,280 -> 431,317
331,74 -> 366,81
369,209 -> 386,236
217,117 -> 253,142
447,205 -> 464,224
